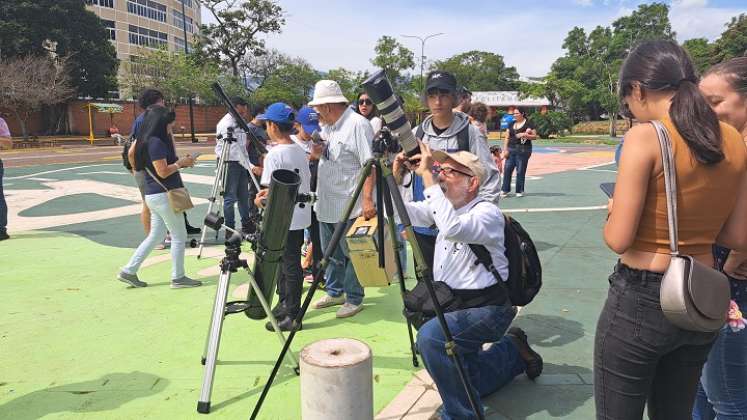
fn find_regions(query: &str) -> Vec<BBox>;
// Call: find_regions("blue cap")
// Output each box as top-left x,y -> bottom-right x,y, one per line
296,106 -> 320,134
257,102 -> 295,124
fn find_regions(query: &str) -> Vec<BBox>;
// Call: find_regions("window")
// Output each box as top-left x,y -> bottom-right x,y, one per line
103,20 -> 116,41
128,25 -> 168,49
174,37 -> 186,51
127,0 -> 166,23
172,10 -> 193,33
86,0 -> 114,7
180,0 -> 192,8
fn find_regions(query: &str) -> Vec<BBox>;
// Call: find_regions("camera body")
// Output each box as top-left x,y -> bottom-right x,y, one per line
372,127 -> 403,156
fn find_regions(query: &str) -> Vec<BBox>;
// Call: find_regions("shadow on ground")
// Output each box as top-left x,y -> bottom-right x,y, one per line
0,372 -> 168,420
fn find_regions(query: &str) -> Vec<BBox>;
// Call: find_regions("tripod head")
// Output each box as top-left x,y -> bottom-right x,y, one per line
216,126 -> 238,144
372,127 -> 403,157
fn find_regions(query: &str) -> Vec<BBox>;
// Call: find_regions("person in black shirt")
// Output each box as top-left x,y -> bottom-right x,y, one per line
118,105 -> 201,289
500,108 -> 537,198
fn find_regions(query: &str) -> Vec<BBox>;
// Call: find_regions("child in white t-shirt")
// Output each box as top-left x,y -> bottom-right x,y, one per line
254,103 -> 312,332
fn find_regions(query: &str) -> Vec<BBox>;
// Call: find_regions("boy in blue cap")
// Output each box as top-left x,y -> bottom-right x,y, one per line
292,107 -> 323,283
254,103 -> 312,332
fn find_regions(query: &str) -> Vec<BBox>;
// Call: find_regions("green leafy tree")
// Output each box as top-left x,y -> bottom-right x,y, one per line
371,36 -> 415,87
0,0 -> 118,97
711,14 -> 747,64
120,48 -> 245,105
431,50 -> 519,91
251,58 -> 319,108
682,38 -> 713,74
530,111 -> 573,139
326,67 -> 371,101
200,0 -> 285,77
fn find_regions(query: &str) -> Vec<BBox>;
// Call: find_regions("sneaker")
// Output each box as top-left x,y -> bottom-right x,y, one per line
312,294 -> 345,309
271,303 -> 287,320
186,225 -> 202,235
516,193 -> 524,198
506,327 -> 543,380
499,191 -> 510,198
336,302 -> 363,318
117,271 -> 147,288
0,231 -> 9,241
265,315 -> 302,332
171,276 -> 202,289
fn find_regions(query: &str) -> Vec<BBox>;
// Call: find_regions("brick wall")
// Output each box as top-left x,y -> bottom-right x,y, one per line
1,100 -> 227,137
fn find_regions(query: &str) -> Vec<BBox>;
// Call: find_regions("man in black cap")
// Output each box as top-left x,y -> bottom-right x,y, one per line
454,86 -> 472,114
405,70 -> 501,272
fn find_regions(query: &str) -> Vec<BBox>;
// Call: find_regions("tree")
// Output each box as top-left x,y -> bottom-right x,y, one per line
120,48 -> 246,105
0,55 -> 74,139
326,67 -> 370,100
0,0 -> 118,97
200,0 -> 285,77
371,36 -> 415,87
431,51 -> 519,91
251,58 -> 319,108
711,14 -> 747,64
682,38 -> 713,74
541,2 -> 675,136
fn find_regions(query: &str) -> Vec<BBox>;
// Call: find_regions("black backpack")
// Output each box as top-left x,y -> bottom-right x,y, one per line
470,214 -> 542,306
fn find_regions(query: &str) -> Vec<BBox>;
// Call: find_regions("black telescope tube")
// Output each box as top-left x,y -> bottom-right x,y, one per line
211,82 -> 268,156
244,169 -> 300,319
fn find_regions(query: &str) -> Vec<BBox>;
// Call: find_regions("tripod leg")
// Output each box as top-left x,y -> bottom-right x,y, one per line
379,178 -> 419,368
197,270 -> 232,414
249,158 -> 376,420
198,144 -> 231,258
382,168 -> 484,420
246,273 -> 299,372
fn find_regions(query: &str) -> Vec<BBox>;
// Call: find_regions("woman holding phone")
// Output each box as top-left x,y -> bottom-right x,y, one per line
118,105 -> 201,289
595,40 -> 747,419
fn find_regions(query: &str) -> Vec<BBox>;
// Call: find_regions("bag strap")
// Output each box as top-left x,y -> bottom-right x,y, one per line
415,125 -> 424,141
144,167 -> 169,193
457,124 -> 470,152
468,243 -> 504,283
651,120 -> 679,256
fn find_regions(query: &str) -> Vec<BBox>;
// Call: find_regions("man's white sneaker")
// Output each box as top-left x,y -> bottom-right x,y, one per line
516,193 -> 524,197
499,191 -> 510,198
336,302 -> 363,318
312,294 -> 345,309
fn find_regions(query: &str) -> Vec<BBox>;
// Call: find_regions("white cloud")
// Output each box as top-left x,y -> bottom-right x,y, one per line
574,0 -> 594,6
672,0 -> 708,9
670,2 -> 741,41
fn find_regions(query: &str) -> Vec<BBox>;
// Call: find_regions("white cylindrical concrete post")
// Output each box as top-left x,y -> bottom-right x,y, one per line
300,338 -> 373,420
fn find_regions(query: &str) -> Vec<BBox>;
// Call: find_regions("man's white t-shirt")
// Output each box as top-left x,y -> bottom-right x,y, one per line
260,143 -> 312,231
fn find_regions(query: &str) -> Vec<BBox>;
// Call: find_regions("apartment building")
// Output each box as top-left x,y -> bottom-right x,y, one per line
85,0 -> 202,96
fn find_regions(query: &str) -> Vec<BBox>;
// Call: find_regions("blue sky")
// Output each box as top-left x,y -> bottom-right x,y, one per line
201,0 -> 746,78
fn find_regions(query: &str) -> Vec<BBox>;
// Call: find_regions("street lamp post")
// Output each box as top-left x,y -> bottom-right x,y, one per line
400,33 -> 444,93
180,0 -> 197,143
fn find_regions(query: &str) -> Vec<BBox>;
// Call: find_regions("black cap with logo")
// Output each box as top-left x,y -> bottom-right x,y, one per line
425,70 -> 457,93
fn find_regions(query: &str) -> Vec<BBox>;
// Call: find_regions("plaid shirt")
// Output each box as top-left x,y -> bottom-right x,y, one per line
314,108 -> 374,223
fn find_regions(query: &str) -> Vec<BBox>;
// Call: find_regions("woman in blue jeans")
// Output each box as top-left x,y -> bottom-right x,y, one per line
500,108 -> 536,198
693,57 -> 747,420
118,105 -> 201,289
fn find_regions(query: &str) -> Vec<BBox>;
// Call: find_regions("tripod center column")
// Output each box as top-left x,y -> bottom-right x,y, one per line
300,338 -> 373,419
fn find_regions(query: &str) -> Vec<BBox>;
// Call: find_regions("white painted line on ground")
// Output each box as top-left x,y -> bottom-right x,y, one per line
577,161 -> 616,171
6,164 -> 120,180
503,205 -> 607,213
28,177 -> 59,182
76,171 -> 129,176
580,168 -> 617,173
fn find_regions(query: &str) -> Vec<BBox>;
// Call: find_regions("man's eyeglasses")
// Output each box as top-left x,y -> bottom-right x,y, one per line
358,99 -> 373,106
433,166 -> 474,178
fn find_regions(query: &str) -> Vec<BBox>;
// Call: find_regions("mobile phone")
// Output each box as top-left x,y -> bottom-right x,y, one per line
600,182 -> 615,198
190,152 -> 201,160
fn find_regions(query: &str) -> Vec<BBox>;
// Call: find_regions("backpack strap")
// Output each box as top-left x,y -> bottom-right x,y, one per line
468,243 -> 504,283
415,124 -> 425,141
457,124 -> 470,152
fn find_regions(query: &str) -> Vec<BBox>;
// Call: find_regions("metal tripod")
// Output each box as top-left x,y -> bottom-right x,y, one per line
197,127 -> 261,259
196,227 -> 299,414
249,154 -> 485,420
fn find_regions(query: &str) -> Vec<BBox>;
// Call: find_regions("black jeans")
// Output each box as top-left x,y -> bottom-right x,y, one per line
594,263 -> 718,420
0,158 -> 6,234
278,229 -> 305,318
310,211 -> 322,279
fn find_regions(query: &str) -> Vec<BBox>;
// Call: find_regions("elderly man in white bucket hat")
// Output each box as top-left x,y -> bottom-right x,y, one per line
308,80 -> 376,318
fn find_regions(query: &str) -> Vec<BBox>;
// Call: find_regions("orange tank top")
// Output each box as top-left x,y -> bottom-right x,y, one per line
631,118 -> 746,255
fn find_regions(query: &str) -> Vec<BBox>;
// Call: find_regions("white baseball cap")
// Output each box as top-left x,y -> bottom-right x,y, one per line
308,80 -> 349,106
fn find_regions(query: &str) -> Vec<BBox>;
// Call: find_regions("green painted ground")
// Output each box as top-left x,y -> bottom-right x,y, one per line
1,153 -> 620,419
